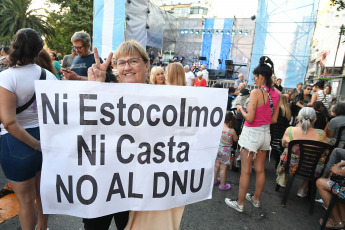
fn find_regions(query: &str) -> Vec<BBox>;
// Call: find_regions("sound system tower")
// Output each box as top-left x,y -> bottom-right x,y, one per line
225,60 -> 234,79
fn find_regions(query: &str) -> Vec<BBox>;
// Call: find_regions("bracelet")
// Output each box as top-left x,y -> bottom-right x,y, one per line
34,141 -> 41,151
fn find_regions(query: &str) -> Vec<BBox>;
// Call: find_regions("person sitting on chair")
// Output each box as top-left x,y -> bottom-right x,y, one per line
317,158 -> 345,229
276,107 -> 328,197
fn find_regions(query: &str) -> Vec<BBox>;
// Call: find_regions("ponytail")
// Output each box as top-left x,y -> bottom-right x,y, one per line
253,56 -> 274,88
297,107 -> 316,134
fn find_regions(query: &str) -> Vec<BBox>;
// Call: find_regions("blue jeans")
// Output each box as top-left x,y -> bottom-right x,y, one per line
0,127 -> 42,182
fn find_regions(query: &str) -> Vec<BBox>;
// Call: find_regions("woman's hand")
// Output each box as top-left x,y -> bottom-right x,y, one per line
237,105 -> 243,114
88,47 -> 113,82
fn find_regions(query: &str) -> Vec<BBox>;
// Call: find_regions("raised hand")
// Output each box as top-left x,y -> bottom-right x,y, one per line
88,47 -> 113,82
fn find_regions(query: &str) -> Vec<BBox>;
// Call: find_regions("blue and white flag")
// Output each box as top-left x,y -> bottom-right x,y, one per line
201,19 -> 234,71
93,0 -> 126,59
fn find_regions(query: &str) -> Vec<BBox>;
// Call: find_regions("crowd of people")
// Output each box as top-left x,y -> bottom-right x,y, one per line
0,28 -> 345,230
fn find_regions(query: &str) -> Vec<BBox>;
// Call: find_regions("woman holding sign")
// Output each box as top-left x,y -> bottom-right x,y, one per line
0,28 -> 57,230
88,40 -> 185,230
225,56 -> 279,213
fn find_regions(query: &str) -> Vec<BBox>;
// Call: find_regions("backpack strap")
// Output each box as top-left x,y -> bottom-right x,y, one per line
261,87 -> 274,116
16,68 -> 46,114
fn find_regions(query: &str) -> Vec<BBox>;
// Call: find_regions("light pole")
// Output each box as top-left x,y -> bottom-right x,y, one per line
331,24 -> 345,76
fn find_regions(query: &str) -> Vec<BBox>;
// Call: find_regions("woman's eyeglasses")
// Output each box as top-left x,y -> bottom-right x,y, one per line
115,57 -> 143,68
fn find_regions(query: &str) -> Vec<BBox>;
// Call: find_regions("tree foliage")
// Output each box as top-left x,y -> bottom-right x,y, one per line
0,0 -> 54,46
331,0 -> 345,11
45,0 -> 93,55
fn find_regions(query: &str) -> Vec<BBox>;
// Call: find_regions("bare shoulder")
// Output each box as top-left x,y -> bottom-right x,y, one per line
250,88 -> 261,96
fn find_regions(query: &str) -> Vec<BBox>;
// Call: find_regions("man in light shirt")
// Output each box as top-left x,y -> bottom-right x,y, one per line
184,65 -> 195,86
234,73 -> 246,89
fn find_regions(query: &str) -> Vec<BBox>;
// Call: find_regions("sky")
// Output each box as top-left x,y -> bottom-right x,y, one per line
212,0 -> 259,18
30,0 -> 260,18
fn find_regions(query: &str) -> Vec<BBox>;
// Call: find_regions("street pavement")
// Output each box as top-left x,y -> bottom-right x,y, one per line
0,156 -> 326,230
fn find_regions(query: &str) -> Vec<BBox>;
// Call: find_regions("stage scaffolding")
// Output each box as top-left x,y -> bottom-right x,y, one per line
249,0 -> 318,88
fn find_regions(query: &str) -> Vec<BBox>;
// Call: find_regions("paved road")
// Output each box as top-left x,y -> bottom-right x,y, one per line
1,156 -> 326,230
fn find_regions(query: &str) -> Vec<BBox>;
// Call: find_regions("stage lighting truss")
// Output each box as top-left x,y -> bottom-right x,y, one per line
179,29 -> 242,36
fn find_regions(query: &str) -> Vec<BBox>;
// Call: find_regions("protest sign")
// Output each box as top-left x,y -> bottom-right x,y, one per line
36,81 -> 227,218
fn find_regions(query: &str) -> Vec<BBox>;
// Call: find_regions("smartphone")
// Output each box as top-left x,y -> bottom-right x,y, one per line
61,68 -> 70,72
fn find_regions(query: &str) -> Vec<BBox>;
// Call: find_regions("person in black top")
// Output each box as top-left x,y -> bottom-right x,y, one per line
180,53 -> 185,65
173,53 -> 178,62
274,78 -> 283,92
313,101 -> 328,130
149,51 -> 155,66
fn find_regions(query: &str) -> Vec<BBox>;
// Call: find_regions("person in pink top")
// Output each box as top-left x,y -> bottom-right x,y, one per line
225,56 -> 280,212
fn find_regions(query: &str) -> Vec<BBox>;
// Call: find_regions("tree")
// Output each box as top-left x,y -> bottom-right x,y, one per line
45,0 -> 93,55
0,0 -> 54,45
330,0 -> 345,11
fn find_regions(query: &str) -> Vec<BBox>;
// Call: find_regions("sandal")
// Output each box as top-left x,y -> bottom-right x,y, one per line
219,184 -> 231,191
0,188 -> 14,198
319,218 -> 345,229
214,178 -> 220,185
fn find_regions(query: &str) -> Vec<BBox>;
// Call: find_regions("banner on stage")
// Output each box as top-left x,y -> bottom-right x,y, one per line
35,81 -> 227,218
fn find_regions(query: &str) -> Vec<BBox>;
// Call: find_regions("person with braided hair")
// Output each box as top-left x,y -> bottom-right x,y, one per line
225,56 -> 280,212
276,107 -> 328,197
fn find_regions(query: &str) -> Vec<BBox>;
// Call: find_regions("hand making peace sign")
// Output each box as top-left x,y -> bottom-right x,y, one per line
87,47 -> 113,82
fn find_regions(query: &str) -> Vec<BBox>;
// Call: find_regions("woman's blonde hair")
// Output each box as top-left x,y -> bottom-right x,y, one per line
150,66 -> 166,84
279,94 -> 291,121
114,40 -> 149,63
166,62 -> 186,86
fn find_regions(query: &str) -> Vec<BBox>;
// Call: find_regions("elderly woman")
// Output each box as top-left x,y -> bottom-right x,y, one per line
194,71 -> 206,87
88,40 -> 185,230
276,107 -> 328,197
225,56 -> 280,213
0,28 -> 57,230
150,66 -> 166,85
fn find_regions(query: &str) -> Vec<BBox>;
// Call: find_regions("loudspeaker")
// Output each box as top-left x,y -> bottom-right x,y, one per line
218,59 -> 222,64
208,69 -> 216,76
225,60 -> 233,65
199,56 -> 206,60
217,71 -> 226,77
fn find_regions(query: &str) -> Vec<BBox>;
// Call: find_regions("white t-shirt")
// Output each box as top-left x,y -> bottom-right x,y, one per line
0,64 -> 57,135
185,71 -> 195,86
202,69 -> 209,83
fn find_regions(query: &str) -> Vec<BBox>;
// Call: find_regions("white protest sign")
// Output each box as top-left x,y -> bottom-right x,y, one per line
36,81 -> 227,218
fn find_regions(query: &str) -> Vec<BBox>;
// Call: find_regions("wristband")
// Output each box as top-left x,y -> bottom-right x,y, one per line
34,141 -> 41,151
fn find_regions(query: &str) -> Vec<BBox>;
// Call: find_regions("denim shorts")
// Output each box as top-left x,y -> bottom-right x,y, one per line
0,127 -> 42,182
238,124 -> 271,158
